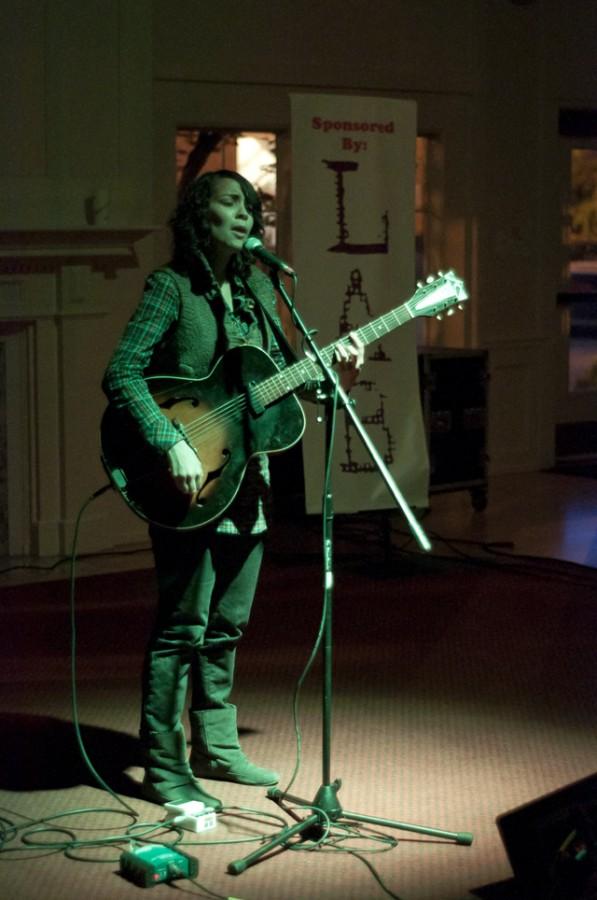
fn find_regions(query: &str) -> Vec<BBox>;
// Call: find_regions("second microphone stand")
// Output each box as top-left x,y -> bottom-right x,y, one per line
228,272 -> 473,875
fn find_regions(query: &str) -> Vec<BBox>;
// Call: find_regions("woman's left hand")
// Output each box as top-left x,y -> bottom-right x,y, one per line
334,332 -> 365,392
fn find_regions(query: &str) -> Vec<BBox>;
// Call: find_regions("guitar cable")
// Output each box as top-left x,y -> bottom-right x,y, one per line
1,480 -> 402,899
68,483 -> 139,816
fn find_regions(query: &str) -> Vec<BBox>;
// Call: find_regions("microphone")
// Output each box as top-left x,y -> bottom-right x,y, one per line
244,236 -> 295,276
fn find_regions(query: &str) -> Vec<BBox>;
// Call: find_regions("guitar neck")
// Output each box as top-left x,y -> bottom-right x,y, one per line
257,298 -> 415,405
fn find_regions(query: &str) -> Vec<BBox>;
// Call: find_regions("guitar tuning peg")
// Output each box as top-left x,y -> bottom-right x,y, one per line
457,303 -> 464,310
438,270 -> 444,277
436,313 -> 443,321
426,275 -> 434,284
417,281 -> 423,288
447,308 -> 455,316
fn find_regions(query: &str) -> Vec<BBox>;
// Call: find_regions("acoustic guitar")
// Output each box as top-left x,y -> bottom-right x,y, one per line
101,271 -> 467,530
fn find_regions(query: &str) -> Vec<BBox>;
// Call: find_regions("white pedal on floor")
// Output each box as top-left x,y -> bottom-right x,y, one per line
163,799 -> 218,833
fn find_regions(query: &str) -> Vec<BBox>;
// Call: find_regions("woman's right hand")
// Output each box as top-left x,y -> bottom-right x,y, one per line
167,440 -> 204,494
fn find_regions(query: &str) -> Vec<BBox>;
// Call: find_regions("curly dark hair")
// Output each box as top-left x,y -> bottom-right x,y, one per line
169,169 -> 264,278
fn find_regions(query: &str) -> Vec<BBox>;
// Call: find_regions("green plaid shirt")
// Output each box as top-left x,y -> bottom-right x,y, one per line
103,266 -> 288,535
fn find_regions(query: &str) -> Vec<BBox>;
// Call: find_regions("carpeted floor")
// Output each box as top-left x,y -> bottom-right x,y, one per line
1,540 -> 597,900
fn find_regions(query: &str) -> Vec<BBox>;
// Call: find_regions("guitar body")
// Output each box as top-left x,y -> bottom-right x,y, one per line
101,271 -> 468,531
101,345 -> 306,530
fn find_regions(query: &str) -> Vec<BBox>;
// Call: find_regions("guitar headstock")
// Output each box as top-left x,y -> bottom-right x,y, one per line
406,271 -> 468,320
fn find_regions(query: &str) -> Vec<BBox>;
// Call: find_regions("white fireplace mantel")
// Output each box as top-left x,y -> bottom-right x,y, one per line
0,228 -> 156,270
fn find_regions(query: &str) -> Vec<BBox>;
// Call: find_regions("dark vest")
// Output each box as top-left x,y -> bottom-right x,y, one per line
146,264 -> 282,379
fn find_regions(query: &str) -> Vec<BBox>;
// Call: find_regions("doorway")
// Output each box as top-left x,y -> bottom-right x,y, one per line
556,111 -> 597,463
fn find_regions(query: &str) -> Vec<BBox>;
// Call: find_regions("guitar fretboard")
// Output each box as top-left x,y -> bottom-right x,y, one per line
255,300 -> 414,407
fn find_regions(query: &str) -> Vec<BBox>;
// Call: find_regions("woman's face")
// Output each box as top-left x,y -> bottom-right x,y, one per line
207,177 -> 254,257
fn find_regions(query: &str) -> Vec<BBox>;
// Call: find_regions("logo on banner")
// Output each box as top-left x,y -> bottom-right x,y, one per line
324,160 -> 389,255
311,114 -> 396,255
338,268 -> 395,473
292,93 -> 429,509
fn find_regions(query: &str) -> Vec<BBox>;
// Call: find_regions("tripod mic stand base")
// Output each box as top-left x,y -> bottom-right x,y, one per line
227,779 -> 473,875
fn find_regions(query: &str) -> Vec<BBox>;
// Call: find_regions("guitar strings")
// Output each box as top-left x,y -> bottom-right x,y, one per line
160,303 -> 415,443
165,338 -> 334,445
170,356 -> 314,444
183,395 -> 246,442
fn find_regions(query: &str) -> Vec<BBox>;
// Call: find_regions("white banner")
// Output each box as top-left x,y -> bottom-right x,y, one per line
290,92 -> 429,514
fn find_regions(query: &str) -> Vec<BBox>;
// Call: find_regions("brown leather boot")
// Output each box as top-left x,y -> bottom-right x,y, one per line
189,708 -> 279,786
141,724 -> 223,809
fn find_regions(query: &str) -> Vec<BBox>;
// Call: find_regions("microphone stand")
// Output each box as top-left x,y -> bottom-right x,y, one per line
228,270 -> 473,876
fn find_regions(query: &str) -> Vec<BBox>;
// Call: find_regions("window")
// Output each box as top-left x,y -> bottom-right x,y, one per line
563,147 -> 597,392
174,129 -> 434,295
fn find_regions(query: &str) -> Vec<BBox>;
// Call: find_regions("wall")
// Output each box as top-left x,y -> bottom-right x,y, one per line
0,1 -> 154,555
1,0 -> 596,556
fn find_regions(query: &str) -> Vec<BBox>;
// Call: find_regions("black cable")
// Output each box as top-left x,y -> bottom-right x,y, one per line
2,480 -> 411,900
299,495 -> 597,575
0,542 -> 152,577
389,524 -> 597,588
321,503 -> 597,588
0,474 -> 345,889
279,809 -> 405,900
68,488 -> 139,816
342,846 -> 407,900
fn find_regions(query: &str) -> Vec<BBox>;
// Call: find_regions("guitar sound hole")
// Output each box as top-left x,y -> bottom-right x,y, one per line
193,450 -> 230,509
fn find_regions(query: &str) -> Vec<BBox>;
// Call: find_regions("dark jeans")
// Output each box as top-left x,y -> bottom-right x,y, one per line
141,525 -> 264,735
